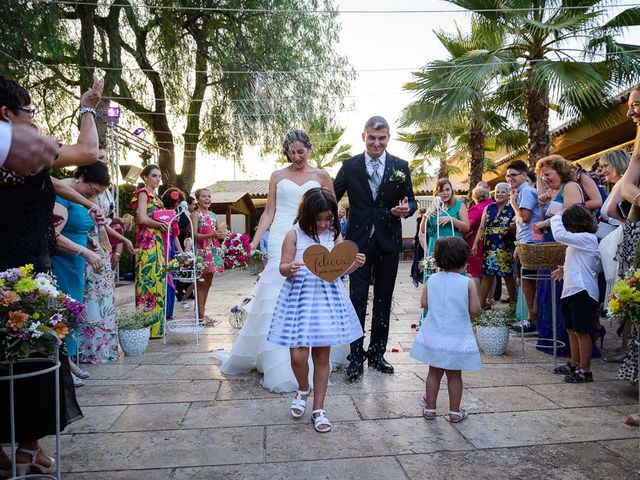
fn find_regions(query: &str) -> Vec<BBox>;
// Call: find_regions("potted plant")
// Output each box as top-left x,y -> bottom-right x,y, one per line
474,306 -> 517,356
116,308 -> 156,356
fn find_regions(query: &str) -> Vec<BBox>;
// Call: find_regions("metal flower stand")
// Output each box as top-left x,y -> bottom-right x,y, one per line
0,347 -> 61,479
163,202 -> 204,345
518,271 -> 565,365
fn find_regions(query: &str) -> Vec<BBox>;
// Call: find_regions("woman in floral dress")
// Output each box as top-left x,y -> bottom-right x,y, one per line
471,182 -> 516,308
192,188 -> 225,324
131,165 -> 167,338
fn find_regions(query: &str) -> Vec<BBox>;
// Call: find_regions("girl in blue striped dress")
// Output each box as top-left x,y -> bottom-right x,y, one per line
268,187 -> 365,433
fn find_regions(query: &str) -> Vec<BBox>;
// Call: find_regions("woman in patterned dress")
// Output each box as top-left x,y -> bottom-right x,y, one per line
471,182 -> 517,308
79,147 -> 137,363
131,165 -> 168,338
191,187 -> 226,324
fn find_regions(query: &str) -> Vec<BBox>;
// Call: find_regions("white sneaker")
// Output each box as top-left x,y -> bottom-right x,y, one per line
72,374 -> 84,387
181,301 -> 190,310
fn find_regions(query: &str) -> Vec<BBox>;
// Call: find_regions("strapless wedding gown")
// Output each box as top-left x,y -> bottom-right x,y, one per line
211,178 -> 347,392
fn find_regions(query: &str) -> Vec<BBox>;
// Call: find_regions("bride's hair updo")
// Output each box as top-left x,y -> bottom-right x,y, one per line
282,130 -> 312,161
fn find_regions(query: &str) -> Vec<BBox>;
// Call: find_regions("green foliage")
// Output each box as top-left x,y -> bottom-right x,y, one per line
445,0 -> 640,164
0,1 -> 353,192
116,308 -> 156,330
474,305 -> 518,327
399,21 -> 522,188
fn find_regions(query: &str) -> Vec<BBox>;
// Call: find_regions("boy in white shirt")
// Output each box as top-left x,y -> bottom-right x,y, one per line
550,205 -> 599,383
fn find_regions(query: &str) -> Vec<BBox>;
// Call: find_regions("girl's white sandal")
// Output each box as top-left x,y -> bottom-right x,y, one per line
290,387 -> 311,418
311,409 -> 332,433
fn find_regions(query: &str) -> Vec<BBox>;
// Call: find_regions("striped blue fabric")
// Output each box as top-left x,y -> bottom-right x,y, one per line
267,267 -> 363,348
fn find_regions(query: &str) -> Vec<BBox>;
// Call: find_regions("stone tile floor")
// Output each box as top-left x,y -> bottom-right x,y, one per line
49,264 -> 640,478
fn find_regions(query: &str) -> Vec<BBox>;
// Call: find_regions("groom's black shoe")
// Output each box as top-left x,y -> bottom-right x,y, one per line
345,354 -> 365,382
368,355 -> 394,374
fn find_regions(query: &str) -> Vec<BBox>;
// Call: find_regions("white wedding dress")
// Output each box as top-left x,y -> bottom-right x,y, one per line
211,178 -> 347,392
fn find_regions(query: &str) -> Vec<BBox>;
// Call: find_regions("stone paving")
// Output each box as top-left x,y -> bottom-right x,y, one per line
50,263 -> 639,479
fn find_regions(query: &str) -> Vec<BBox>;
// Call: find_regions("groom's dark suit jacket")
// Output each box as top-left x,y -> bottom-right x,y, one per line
334,153 -> 417,253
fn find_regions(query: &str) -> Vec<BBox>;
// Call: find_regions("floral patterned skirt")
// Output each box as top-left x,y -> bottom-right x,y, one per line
198,240 -> 224,274
135,234 -> 166,338
79,248 -> 119,363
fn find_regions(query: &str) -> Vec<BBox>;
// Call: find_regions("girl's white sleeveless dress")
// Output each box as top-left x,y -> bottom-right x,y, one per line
267,225 -> 363,347
211,179 -> 347,392
410,272 -> 482,371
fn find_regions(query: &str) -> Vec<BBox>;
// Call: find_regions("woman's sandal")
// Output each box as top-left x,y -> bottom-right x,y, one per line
290,387 -> 311,418
311,409 -> 332,433
444,409 -> 468,423
422,407 -> 437,420
203,316 -> 220,327
15,447 -> 55,475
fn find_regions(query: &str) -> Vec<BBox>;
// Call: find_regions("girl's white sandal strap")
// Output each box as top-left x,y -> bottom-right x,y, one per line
290,388 -> 310,418
311,409 -> 332,433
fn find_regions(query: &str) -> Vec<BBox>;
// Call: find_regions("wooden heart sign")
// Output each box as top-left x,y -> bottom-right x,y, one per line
303,241 -> 358,283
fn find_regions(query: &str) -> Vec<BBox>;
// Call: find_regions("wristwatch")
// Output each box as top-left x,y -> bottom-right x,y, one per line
78,107 -> 97,120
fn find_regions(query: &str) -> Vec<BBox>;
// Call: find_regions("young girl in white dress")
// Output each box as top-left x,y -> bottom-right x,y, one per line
267,187 -> 365,432
410,236 -> 482,423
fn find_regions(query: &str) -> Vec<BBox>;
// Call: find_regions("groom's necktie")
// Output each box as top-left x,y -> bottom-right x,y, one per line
369,158 -> 382,198
368,158 -> 382,236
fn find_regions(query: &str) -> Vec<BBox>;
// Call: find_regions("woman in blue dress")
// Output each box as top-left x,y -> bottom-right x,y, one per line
53,162 -> 111,380
419,178 -> 470,257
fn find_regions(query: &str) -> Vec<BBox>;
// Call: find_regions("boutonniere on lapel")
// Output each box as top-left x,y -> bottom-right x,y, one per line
390,168 -> 406,183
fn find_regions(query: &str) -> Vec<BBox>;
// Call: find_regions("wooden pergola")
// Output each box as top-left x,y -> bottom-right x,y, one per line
209,191 -> 256,233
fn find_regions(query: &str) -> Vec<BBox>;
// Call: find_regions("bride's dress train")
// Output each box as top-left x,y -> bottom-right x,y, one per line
210,179 -> 347,392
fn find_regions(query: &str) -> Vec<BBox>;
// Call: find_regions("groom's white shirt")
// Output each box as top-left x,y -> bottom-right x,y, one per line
364,151 -> 386,178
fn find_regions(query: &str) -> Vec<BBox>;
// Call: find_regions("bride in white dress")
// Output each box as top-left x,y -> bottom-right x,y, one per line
211,130 -> 341,392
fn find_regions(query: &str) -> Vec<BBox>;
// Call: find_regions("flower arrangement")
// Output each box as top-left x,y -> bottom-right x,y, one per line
0,265 -> 86,361
609,268 -> 640,324
116,308 -> 157,331
419,256 -> 438,275
229,298 -> 251,329
222,232 -> 252,269
390,168 -> 406,182
473,305 -> 518,328
167,251 -> 206,280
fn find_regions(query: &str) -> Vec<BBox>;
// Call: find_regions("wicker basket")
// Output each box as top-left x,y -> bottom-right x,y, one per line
516,242 -> 567,270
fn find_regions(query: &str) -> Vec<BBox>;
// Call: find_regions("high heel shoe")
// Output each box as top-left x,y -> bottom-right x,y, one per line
16,447 -> 55,475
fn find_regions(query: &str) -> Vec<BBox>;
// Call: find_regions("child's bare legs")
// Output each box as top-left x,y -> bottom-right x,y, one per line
311,347 -> 330,411
575,332 -> 593,372
445,369 -> 463,415
290,346 -> 310,397
197,272 -> 213,320
425,366 -> 444,409
566,329 -> 580,367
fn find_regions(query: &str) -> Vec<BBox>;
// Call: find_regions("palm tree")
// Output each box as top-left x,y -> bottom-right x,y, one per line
400,22 -> 524,189
445,0 -> 640,167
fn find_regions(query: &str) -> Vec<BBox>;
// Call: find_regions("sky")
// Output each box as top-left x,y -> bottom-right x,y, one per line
188,0 -> 462,188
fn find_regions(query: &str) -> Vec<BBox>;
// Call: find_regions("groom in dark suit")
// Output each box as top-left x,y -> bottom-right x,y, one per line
334,116 -> 417,381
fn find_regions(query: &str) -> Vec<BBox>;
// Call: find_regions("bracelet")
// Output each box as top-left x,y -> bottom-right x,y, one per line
75,247 -> 83,256
113,252 -> 121,257
634,192 -> 640,207
78,107 -> 97,120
